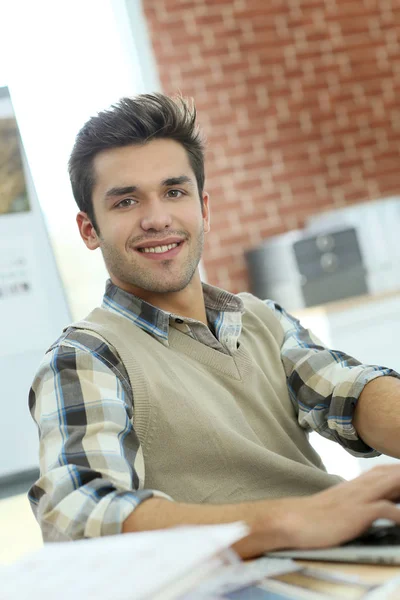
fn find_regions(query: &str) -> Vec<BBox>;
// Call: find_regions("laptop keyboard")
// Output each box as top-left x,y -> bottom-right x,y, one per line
344,524 -> 400,546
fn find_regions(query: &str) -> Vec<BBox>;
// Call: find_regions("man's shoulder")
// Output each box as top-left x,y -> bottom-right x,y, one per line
34,322 -> 132,398
45,319 -> 128,375
47,323 -> 112,355
237,292 -> 281,317
237,293 -> 287,347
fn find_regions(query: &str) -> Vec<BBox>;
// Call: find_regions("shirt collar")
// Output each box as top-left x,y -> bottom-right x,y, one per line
102,279 -> 244,344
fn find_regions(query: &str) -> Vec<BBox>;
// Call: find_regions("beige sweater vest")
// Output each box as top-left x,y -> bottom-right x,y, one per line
72,292 -> 342,504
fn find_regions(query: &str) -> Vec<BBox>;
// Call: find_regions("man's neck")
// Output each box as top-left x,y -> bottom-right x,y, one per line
150,286 -> 208,326
111,274 -> 208,327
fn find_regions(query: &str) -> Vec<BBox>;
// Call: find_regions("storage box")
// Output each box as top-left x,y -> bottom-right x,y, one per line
245,227 -> 368,309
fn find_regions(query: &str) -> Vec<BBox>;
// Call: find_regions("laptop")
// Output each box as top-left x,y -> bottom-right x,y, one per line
267,522 -> 400,565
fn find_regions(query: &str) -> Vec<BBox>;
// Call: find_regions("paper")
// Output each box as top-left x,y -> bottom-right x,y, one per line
183,558 -> 300,599
0,522 -> 248,600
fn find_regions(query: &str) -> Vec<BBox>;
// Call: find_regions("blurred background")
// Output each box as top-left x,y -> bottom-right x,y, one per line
0,0 -> 399,562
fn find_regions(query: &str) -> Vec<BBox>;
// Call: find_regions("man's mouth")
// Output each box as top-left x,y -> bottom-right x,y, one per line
137,241 -> 180,254
136,241 -> 184,259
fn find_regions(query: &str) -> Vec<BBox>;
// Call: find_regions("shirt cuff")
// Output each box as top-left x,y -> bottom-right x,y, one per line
84,489 -> 173,538
328,368 -> 400,457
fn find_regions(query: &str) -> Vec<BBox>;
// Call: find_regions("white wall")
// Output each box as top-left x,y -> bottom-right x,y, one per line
0,0 -> 162,319
0,90 -> 72,476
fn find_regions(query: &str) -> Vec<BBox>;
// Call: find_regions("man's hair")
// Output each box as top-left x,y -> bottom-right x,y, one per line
68,93 -> 205,232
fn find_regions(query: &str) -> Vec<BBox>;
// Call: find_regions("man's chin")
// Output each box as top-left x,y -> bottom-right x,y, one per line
111,263 -> 199,296
121,277 -> 192,296
144,283 -> 190,294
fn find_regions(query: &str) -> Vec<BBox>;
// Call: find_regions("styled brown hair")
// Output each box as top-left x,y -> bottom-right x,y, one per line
68,93 -> 205,232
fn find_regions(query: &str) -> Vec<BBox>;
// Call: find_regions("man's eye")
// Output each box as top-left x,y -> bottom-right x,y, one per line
166,189 -> 184,198
116,198 -> 136,208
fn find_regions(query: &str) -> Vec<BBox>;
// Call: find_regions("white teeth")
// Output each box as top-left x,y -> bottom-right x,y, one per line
140,242 -> 179,254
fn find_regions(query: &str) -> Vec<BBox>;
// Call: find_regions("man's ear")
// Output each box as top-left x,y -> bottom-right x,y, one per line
76,212 -> 100,250
202,192 -> 211,234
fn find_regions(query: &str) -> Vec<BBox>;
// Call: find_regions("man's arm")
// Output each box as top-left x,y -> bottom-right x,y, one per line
266,300 -> 400,456
354,376 -> 400,457
29,336 -> 171,541
123,465 -> 400,559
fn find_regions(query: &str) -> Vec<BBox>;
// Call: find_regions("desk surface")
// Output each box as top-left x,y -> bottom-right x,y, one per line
272,560 -> 400,599
296,559 -> 400,583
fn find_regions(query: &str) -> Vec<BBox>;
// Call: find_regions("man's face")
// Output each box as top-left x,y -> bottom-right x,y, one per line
87,139 -> 210,299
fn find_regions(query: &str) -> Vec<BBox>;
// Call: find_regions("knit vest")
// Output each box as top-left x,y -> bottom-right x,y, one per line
71,292 -> 342,504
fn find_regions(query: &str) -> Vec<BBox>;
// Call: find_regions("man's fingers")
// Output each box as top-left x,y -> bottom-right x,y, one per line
347,465 -> 400,503
370,500 -> 400,524
317,465 -> 400,508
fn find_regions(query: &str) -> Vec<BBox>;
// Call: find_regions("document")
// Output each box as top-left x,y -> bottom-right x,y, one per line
1,522 -> 248,600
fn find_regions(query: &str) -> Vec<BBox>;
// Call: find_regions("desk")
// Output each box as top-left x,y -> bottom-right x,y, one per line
273,560 -> 400,599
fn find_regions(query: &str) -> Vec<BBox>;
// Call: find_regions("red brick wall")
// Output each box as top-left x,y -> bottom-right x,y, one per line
143,0 -> 400,293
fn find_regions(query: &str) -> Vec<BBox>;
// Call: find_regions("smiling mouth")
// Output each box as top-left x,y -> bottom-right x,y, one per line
137,241 -> 181,253
135,241 -> 184,258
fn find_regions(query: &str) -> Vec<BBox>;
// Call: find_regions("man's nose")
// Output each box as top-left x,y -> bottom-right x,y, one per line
140,199 -> 173,230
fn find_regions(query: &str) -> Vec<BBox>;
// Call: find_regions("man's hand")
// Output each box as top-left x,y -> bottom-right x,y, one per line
264,465 -> 400,550
124,465 -> 400,559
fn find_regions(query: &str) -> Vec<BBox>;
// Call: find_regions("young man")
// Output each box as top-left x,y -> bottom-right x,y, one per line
29,93 -> 400,558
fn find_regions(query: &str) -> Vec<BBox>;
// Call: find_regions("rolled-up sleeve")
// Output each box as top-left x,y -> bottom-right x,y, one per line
265,300 -> 400,457
29,338 -> 171,542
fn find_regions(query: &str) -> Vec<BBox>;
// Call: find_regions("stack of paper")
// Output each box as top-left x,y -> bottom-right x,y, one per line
1,522 -> 248,600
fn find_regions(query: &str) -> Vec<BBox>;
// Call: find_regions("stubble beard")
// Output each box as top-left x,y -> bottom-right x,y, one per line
100,225 -> 205,294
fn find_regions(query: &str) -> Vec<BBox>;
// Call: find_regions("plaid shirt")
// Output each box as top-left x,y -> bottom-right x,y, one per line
29,280 -> 398,541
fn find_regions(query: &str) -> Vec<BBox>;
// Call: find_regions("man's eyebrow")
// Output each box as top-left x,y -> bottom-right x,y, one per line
104,185 -> 138,201
162,176 -> 195,187
104,176 -> 194,201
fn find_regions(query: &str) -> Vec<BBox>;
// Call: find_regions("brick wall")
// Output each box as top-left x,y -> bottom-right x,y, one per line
143,0 -> 400,293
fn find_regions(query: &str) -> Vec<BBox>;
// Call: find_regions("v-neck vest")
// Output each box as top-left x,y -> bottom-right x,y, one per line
71,293 -> 342,504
